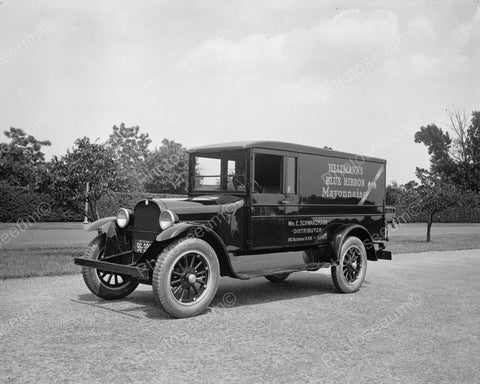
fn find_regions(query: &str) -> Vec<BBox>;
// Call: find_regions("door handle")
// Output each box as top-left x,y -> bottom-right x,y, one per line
281,199 -> 290,204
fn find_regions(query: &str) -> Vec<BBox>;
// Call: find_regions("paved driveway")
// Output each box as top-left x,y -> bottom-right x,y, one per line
1,249 -> 479,383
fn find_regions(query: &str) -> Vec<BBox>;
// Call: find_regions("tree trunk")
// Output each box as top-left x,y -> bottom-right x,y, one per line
426,212 -> 435,242
88,199 -> 99,221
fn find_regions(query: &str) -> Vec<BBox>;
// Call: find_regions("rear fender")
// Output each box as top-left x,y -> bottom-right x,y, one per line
328,224 -> 377,262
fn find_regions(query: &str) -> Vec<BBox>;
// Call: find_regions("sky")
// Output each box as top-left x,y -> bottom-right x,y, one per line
0,0 -> 479,184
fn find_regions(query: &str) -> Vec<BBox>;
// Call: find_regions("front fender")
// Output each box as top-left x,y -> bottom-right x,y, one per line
328,224 -> 376,261
156,222 -> 195,242
83,217 -> 116,232
155,222 -> 242,279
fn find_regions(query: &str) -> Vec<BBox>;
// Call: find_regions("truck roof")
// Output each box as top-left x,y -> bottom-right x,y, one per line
189,140 -> 386,163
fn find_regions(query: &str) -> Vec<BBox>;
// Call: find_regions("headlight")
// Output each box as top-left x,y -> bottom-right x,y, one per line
159,210 -> 176,230
116,208 -> 131,228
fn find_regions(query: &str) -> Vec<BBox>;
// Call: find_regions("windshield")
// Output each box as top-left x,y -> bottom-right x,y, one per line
193,152 -> 246,192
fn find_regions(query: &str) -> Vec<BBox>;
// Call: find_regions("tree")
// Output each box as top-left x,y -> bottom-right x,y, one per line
466,111 -> 480,191
41,137 -> 119,221
414,123 -> 456,181
107,123 -> 152,192
386,181 -> 406,206
143,139 -> 188,194
414,108 -> 480,192
404,170 -> 459,242
0,127 -> 51,187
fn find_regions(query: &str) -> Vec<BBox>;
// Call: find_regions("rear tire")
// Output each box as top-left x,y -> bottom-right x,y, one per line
265,273 -> 290,283
152,237 -> 220,318
331,236 -> 367,293
82,235 -> 139,300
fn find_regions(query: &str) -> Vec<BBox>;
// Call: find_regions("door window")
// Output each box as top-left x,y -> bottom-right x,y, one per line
254,154 -> 283,194
285,157 -> 297,194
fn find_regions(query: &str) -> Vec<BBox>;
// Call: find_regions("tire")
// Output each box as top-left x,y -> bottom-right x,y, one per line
331,236 -> 367,293
152,237 -> 220,318
265,272 -> 290,283
82,235 -> 139,300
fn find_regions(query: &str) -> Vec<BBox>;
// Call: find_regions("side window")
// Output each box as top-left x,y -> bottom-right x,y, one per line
254,154 -> 283,193
285,157 -> 297,194
195,157 -> 221,190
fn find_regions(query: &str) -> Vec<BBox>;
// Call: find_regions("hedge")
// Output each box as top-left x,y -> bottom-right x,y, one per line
96,192 -> 186,218
395,205 -> 480,223
0,183 -> 185,223
0,182 -> 82,222
1,183 -> 479,223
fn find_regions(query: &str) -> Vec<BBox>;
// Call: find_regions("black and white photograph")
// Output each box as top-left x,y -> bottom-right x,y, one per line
1,1 -> 479,383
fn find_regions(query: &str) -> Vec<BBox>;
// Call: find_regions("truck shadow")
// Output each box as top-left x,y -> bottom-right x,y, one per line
74,272 -> 366,320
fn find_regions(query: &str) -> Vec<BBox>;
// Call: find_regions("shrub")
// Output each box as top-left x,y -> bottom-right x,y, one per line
0,183 -> 185,223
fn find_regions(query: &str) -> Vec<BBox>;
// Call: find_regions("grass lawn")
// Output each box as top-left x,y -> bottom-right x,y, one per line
0,246 -> 84,279
1,233 -> 479,279
389,233 -> 480,254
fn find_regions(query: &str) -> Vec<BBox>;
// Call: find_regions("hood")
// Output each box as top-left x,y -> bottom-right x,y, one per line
151,195 -> 244,217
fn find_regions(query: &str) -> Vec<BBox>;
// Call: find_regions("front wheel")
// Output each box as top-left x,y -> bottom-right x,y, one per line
82,235 -> 139,300
152,238 -> 220,318
331,236 -> 367,293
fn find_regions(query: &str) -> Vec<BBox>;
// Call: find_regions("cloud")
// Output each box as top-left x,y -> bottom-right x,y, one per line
451,6 -> 480,47
197,8 -> 402,84
409,53 -> 441,76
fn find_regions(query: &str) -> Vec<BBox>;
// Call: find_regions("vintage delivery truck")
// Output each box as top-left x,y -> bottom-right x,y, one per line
74,141 -> 392,318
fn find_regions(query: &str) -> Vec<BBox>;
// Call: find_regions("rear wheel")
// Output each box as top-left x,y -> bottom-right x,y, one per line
331,236 -> 367,293
152,238 -> 220,318
82,235 -> 138,300
265,272 -> 290,283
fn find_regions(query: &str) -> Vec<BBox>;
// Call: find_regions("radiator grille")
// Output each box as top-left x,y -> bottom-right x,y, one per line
133,201 -> 161,233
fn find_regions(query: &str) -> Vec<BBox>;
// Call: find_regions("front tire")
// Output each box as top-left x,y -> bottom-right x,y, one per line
152,237 -> 220,318
82,235 -> 139,300
331,236 -> 367,293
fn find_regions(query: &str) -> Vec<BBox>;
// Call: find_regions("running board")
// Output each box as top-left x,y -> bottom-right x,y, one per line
236,262 -> 332,280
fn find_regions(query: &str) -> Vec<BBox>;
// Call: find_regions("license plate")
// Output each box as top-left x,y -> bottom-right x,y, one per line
134,240 -> 152,253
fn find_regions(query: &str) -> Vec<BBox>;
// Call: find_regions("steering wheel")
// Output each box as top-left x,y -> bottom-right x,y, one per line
232,176 -> 245,191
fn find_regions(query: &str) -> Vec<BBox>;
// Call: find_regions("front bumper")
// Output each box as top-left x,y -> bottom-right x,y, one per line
74,256 -> 150,279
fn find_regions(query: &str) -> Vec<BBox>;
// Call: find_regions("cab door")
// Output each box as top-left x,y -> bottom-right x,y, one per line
250,150 -> 285,249
249,150 -> 299,250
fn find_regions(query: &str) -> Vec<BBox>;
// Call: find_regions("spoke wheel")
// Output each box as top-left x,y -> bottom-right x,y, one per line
169,251 -> 210,304
342,247 -> 363,284
82,235 -> 138,300
152,238 -> 220,318
331,236 -> 367,293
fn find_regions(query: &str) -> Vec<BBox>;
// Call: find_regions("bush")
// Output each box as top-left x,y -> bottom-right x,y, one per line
0,183 -> 185,223
0,182 -> 82,222
395,205 -> 480,223
97,192 -> 186,218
